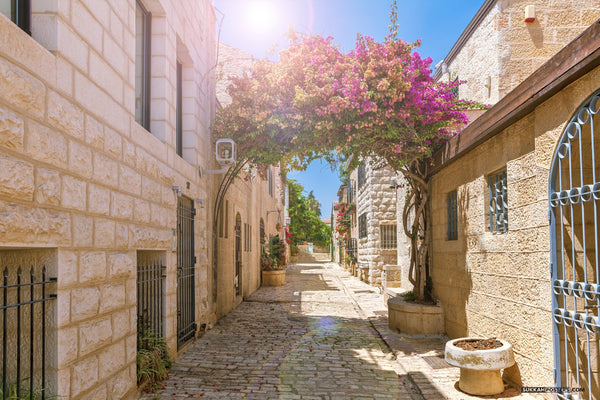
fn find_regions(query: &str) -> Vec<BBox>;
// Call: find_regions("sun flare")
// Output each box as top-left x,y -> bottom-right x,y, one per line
245,0 -> 278,33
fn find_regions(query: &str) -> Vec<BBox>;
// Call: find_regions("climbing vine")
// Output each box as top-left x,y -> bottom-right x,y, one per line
213,1 -> 478,301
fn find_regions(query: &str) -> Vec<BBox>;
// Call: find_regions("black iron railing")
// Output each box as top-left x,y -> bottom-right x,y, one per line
1,266 -> 56,400
137,255 -> 166,348
177,197 -> 196,349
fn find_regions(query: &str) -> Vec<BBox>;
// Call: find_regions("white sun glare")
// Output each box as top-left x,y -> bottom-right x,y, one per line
245,0 -> 278,34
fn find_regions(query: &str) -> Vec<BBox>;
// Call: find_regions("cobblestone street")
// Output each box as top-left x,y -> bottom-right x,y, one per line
142,256 -> 545,400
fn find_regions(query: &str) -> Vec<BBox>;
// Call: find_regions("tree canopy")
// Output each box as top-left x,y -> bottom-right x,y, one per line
287,179 -> 331,248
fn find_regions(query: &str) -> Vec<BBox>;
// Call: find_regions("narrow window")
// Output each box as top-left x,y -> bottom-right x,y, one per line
268,168 -> 273,197
488,169 -> 508,234
357,165 -> 366,189
135,0 -> 151,130
260,218 -> 265,245
0,0 -> 30,34
358,213 -> 367,239
450,76 -> 459,99
380,225 -> 397,249
176,61 -> 183,157
447,190 -> 458,240
224,200 -> 229,239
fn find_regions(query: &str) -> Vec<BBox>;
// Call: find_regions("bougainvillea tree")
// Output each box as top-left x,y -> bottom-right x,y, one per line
213,2 -> 474,301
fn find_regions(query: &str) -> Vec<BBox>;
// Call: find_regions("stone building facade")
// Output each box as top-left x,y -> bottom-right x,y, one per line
404,0 -> 600,392
0,1 -> 283,399
351,162 -> 398,286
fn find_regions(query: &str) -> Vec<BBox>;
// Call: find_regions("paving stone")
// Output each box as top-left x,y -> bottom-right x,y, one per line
141,258 -> 546,400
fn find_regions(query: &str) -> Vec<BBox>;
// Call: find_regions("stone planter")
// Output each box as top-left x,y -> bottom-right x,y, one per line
387,296 -> 444,334
444,337 -> 515,396
262,270 -> 285,286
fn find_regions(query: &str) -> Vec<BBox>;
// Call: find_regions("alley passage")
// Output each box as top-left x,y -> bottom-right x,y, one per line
143,256 -> 422,399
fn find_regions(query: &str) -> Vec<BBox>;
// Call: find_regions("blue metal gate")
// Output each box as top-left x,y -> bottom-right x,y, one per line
549,89 -> 600,400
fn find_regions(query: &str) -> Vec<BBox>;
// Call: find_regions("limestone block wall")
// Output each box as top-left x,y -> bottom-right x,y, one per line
441,0 -> 600,105
430,64 -> 600,387
214,165 -> 284,318
0,1 -> 216,398
355,163 -> 397,286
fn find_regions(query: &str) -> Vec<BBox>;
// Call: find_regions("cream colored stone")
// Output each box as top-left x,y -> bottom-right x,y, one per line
111,191 -> 134,220
0,56 -> 45,117
71,356 -> 99,397
79,251 -> 106,283
71,286 -> 99,322
58,250 -> 78,288
133,198 -> 150,223
99,283 -> 126,313
57,326 -> 78,367
92,152 -> 118,187
48,90 -> 84,139
68,139 -> 93,179
72,214 -> 93,247
0,201 -> 71,245
0,105 -> 24,151
56,20 -> 89,74
119,164 -> 141,195
61,175 -> 87,211
94,218 -> 116,248
129,225 -> 171,248
115,222 -> 129,248
71,0 -> 103,53
27,120 -> 68,169
104,126 -> 122,159
86,184 -> 109,217
56,288 -> 71,326
107,252 -> 134,278
85,114 -> 105,150
108,366 -> 133,399
142,176 -> 162,201
79,317 -> 112,355
112,309 -> 130,340
98,341 -> 126,380
0,153 -> 34,201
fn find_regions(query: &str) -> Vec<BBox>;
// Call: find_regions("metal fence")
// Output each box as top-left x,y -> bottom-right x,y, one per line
1,266 -> 56,400
137,254 -> 166,348
177,197 -> 196,349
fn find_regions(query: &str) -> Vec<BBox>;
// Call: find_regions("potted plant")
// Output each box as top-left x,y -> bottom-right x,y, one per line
261,235 -> 287,286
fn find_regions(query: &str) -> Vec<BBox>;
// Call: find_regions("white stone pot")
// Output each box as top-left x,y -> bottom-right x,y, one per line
445,337 -> 515,396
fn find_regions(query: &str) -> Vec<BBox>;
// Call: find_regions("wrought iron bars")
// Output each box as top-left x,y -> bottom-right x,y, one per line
488,169 -> 508,234
137,254 -> 166,349
0,266 -> 56,400
177,197 -> 196,349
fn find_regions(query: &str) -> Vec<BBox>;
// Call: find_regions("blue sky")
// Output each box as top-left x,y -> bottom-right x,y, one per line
213,0 -> 485,219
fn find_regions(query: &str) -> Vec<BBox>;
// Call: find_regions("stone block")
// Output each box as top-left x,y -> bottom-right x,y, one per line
108,366 -> 133,399
72,214 -> 93,247
79,251 -> 106,283
71,356 -> 99,397
56,288 -> 71,326
94,218 -> 116,248
85,114 -> 105,151
98,341 -> 126,380
107,252 -> 134,278
129,225 -> 170,248
119,165 -> 142,196
112,309 -> 130,340
92,152 -> 119,187
27,120 -> 67,169
142,176 -> 162,201
89,50 -> 123,104
57,325 -> 78,367
111,192 -> 134,220
61,175 -> 87,211
0,153 -> 34,201
104,126 -> 122,159
79,317 -> 112,355
133,198 -> 150,223
99,283 -> 126,313
88,183 -> 110,216
116,222 -> 129,248
0,201 -> 71,245
48,90 -> 84,139
102,30 -> 128,79
68,139 -> 93,179
123,139 -> 136,167
71,0 -> 103,53
71,286 -> 100,322
0,105 -> 24,151
58,250 -> 78,288
56,20 -> 88,74
0,56 -> 45,118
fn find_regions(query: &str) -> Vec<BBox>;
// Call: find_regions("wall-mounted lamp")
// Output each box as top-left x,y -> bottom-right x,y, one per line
484,76 -> 491,89
196,199 -> 205,208
199,138 -> 237,177
389,179 -> 401,189
172,185 -> 182,197
524,5 -> 535,23
441,62 -> 449,75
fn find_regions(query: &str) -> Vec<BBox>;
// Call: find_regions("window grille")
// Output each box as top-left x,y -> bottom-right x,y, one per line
358,213 -> 367,238
346,237 -> 357,260
488,169 -> 508,234
357,165 -> 366,189
346,180 -> 355,204
450,76 -> 459,99
447,190 -> 458,240
0,0 -> 29,34
260,218 -> 265,244
135,0 -> 151,130
380,225 -> 397,249
137,252 -> 165,348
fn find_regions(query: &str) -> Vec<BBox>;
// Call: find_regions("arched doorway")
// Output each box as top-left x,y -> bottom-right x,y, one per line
549,89 -> 600,399
235,213 -> 242,297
